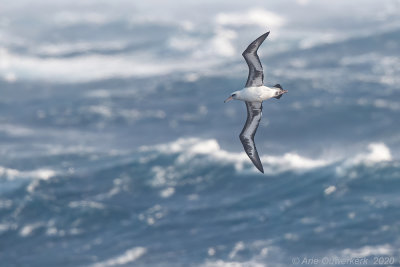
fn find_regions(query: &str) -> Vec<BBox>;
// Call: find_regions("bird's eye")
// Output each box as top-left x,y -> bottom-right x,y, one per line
232,94 -> 236,97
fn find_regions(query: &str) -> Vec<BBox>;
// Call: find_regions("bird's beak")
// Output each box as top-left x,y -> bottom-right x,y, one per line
224,96 -> 233,103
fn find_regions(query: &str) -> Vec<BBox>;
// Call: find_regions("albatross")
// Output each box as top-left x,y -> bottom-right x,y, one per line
224,31 -> 287,173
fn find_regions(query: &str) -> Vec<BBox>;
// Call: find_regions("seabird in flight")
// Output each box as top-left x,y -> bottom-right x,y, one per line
224,31 -> 287,173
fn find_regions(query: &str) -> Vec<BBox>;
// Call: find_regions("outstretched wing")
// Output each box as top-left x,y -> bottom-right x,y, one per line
239,101 -> 264,173
242,31 -> 269,88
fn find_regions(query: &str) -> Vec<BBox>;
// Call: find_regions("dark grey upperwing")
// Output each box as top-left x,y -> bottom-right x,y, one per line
242,31 -> 270,88
239,101 -> 264,173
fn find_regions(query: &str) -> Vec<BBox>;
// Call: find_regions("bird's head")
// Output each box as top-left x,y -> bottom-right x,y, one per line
273,84 -> 288,99
224,91 -> 240,103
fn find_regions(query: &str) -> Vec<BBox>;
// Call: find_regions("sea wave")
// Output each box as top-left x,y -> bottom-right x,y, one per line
140,137 -> 394,175
90,247 -> 147,267
1,137 -> 399,266
1,137 -> 395,198
0,166 -> 55,181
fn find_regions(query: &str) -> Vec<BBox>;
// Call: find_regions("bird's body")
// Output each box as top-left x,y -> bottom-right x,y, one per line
233,86 -> 281,102
224,31 -> 287,173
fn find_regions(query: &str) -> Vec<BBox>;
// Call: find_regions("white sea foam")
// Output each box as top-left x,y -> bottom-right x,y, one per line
357,97 -> 400,111
0,124 -> 34,137
0,165 -> 56,194
35,41 -> 127,57
160,187 -> 175,198
353,143 -> 392,164
0,166 -> 20,179
90,247 -> 147,267
341,244 -> 394,258
229,241 -> 245,259
0,47 -> 220,82
0,166 -> 55,181
138,204 -> 166,226
0,6 -> 286,83
324,185 -> 336,195
215,8 -> 285,29
141,138 -> 329,175
209,28 -> 237,57
201,239 -> 275,267
86,105 -> 113,118
20,222 -> 43,237
168,36 -> 202,52
343,143 -> 392,167
170,27 -> 238,59
336,143 -> 392,177
27,169 -> 56,180
142,138 -> 396,178
299,33 -> 344,49
0,223 -> 17,233
340,54 -> 400,85
2,0 -> 400,86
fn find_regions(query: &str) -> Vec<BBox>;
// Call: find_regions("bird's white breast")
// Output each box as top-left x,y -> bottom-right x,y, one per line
239,86 -> 278,102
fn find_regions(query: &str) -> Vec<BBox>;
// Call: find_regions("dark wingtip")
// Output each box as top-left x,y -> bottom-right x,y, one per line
254,161 -> 264,173
258,167 -> 264,174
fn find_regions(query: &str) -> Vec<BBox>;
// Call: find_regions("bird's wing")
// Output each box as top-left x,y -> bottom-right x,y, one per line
239,101 -> 264,173
242,31 -> 269,88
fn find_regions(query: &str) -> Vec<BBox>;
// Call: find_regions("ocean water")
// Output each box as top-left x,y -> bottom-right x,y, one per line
1,0 -> 400,266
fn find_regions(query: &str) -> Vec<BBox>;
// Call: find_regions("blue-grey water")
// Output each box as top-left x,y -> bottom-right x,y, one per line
1,0 -> 400,266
